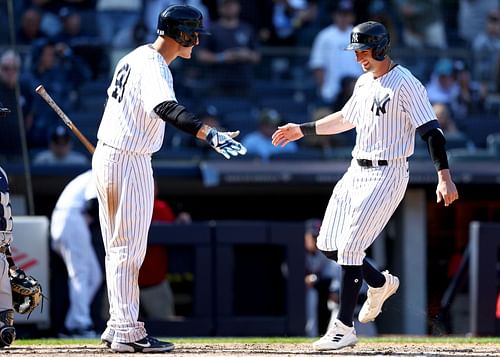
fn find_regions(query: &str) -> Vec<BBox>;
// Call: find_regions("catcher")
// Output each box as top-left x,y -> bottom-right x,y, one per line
0,103 -> 43,347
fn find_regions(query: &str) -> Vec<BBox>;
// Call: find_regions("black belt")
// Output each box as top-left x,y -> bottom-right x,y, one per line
357,159 -> 388,167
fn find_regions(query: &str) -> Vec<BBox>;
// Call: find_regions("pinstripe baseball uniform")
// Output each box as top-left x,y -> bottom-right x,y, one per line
92,44 -> 176,343
316,65 -> 436,266
50,169 -> 101,334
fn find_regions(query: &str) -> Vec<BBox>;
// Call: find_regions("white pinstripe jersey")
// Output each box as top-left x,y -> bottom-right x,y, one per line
97,45 -> 177,154
341,65 -> 436,160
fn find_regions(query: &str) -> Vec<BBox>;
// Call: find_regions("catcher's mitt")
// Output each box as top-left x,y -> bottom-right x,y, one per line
9,268 -> 43,315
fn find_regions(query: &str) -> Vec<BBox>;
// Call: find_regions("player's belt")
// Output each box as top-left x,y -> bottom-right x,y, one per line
357,159 -> 388,167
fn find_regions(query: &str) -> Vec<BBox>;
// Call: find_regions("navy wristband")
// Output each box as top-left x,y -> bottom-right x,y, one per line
300,122 -> 316,136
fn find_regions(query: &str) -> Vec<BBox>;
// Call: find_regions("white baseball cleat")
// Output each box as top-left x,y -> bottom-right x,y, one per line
358,270 -> 399,323
312,319 -> 357,351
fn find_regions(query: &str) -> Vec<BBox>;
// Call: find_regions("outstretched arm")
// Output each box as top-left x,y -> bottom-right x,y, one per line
271,111 -> 354,147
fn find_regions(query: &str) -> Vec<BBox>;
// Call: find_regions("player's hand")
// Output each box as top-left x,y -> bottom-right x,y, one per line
271,123 -> 303,147
206,128 -> 247,159
436,169 -> 459,206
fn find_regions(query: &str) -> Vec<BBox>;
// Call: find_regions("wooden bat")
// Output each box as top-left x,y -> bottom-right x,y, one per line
35,85 -> 95,154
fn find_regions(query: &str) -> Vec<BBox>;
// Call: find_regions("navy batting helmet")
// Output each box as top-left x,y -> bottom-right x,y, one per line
345,21 -> 390,61
157,5 -> 209,47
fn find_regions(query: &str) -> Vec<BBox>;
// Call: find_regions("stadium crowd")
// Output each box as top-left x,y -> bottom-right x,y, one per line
0,0 -> 499,341
0,0 -> 498,163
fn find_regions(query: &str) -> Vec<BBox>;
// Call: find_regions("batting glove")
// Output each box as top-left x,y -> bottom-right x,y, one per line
206,128 -> 247,159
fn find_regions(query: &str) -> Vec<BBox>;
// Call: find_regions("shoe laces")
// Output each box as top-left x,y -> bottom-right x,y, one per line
324,321 -> 348,338
364,289 -> 381,310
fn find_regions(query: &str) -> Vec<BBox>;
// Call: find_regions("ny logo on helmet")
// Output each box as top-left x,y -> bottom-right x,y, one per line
352,32 -> 359,43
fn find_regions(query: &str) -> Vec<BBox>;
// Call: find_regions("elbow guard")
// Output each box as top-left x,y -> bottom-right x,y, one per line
154,101 -> 202,136
420,127 -> 449,171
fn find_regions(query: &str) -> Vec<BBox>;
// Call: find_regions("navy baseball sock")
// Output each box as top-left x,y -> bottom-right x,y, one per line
362,259 -> 385,288
336,265 -> 363,327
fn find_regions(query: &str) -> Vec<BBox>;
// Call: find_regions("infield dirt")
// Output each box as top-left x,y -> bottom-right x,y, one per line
5,342 -> 500,356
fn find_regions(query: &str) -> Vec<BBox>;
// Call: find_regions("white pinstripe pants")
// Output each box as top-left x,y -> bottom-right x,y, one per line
51,210 -> 102,331
92,142 -> 154,343
316,159 -> 409,265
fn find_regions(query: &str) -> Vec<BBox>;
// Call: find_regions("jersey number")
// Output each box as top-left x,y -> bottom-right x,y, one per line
111,63 -> 131,103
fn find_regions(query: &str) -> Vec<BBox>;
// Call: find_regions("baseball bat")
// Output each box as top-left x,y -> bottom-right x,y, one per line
35,84 -> 96,155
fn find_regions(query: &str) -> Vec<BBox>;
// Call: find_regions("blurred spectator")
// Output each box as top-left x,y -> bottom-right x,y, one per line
396,0 -> 447,49
197,0 -> 261,96
458,0 -> 498,46
432,103 -> 462,137
30,0 -> 97,38
472,9 -> 500,94
427,58 -> 488,120
145,0 -> 211,43
452,60 -> 487,118
53,7 -> 108,79
268,0 -> 318,46
22,38 -> 91,148
368,0 -> 401,48
138,178 -> 192,321
236,1 -> 275,45
241,108 -> 297,160
0,49 -> 32,161
16,7 -> 49,46
304,218 -> 337,337
308,1 -> 362,107
426,58 -> 459,108
96,0 -> 142,47
32,125 -> 89,165
332,75 -> 357,112
111,19 -> 150,49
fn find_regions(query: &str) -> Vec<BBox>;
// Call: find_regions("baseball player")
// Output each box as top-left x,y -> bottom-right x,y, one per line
92,4 -> 246,353
50,169 -> 102,338
272,21 -> 459,351
0,104 -> 15,347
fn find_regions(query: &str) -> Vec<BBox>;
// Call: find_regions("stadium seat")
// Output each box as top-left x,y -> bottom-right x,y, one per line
445,133 -> 471,150
258,96 -> 309,117
222,110 -> 258,137
78,80 -> 109,97
204,150 -> 261,161
324,147 -> 354,161
270,148 -> 325,161
71,112 -> 101,127
77,94 -> 107,113
459,115 -> 500,148
154,146 -> 204,162
447,148 -> 499,163
203,96 -> 255,116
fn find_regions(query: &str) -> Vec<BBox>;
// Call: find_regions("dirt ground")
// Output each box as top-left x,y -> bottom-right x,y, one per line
5,342 -> 500,356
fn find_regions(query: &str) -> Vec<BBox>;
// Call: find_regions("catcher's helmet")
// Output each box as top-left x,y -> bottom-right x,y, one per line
345,21 -> 390,61
157,5 -> 209,47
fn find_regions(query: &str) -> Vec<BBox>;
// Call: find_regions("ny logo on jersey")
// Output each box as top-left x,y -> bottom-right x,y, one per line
371,88 -> 392,116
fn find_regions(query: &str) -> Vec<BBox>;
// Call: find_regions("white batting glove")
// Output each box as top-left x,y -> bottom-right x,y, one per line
206,128 -> 247,159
